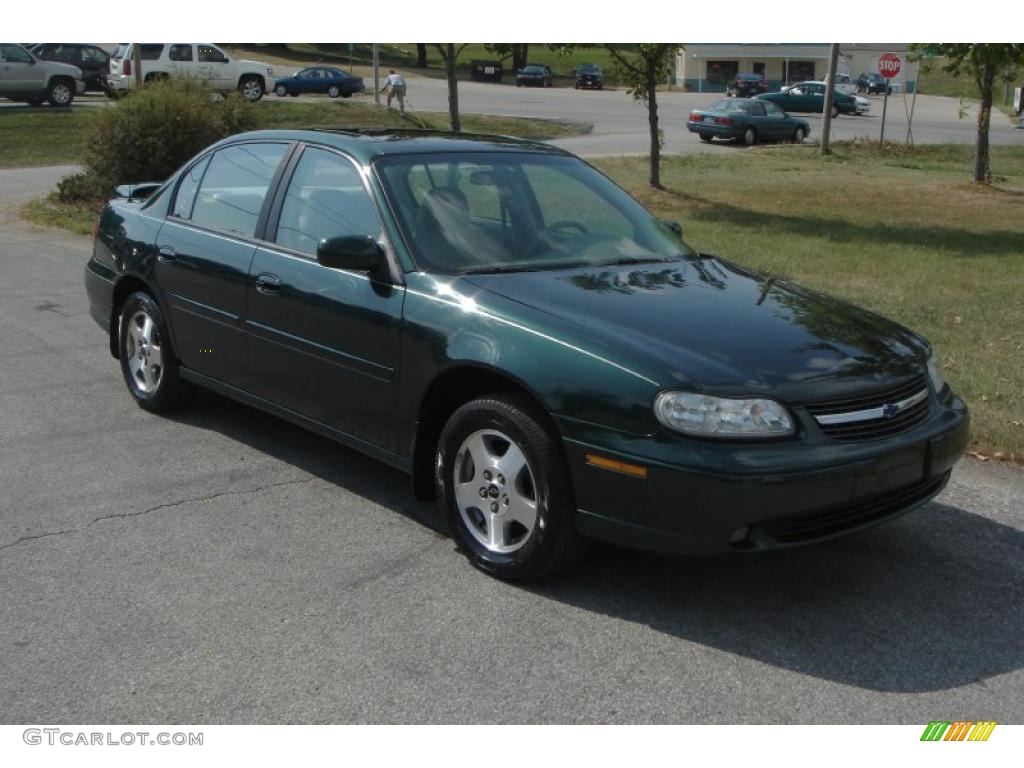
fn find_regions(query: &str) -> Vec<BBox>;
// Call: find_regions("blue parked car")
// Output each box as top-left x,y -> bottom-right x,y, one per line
273,66 -> 365,99
687,97 -> 810,146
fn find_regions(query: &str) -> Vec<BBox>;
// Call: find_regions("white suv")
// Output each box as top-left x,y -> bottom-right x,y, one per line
105,43 -> 275,101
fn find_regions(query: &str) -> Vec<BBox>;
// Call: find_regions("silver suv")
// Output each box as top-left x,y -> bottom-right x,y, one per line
0,43 -> 85,106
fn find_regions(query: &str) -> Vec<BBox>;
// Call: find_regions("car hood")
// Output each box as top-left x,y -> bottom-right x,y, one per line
461,257 -> 929,402
238,58 -> 272,71
46,61 -> 83,78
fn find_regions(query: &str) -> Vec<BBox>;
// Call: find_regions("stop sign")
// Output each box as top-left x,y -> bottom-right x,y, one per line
878,53 -> 901,79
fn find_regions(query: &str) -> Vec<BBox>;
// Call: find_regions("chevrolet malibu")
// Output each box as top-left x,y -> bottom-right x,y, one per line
84,129 -> 969,580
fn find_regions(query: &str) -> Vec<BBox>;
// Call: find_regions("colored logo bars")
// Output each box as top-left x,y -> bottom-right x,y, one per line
920,721 -> 997,742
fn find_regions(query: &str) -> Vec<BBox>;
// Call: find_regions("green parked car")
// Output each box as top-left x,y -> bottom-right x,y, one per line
84,129 -> 969,580
757,80 -> 858,117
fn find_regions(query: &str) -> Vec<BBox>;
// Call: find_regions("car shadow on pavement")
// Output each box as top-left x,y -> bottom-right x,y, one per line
168,389 -> 1021,694
529,501 -> 1024,694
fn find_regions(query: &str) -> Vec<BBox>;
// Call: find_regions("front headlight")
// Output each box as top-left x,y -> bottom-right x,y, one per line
654,391 -> 794,438
927,350 -> 947,394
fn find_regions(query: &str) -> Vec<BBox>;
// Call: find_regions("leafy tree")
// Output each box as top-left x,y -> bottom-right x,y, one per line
484,44 -> 530,71
922,44 -> 1024,183
416,44 -> 428,69
605,44 -> 679,189
433,44 -> 470,132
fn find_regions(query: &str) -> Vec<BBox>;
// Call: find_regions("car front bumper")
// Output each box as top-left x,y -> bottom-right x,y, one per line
558,392 -> 970,555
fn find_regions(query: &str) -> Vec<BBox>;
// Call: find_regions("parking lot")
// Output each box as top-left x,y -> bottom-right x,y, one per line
0,160 -> 1022,721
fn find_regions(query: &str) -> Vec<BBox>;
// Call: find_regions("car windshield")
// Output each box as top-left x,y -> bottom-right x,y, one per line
737,74 -> 763,81
375,152 -> 692,275
522,66 -> 545,73
577,64 -> 600,73
710,98 -> 752,112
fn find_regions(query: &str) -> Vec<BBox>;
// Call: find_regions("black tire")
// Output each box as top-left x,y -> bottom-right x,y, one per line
436,393 -> 585,581
328,85 -> 340,98
830,105 -> 839,118
25,96 -> 44,107
742,126 -> 757,146
341,91 -> 352,98
274,84 -> 287,97
118,292 -> 192,413
699,133 -> 713,143
239,76 -> 263,102
46,78 -> 74,107
793,126 -> 806,143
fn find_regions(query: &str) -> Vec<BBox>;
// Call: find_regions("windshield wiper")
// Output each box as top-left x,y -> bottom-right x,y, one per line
603,256 -> 681,266
457,264 -> 542,275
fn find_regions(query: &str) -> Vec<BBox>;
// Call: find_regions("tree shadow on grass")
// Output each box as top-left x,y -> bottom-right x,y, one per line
660,186 -> 1023,258
169,389 -> 1022,694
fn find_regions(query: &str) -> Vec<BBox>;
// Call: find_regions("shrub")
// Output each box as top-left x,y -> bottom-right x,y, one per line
80,78 -> 261,196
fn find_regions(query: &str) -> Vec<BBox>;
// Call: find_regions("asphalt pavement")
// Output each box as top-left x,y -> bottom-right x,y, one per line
0,167 -> 1022,723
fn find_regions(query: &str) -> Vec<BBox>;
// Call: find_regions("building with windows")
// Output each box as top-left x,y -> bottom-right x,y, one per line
675,44 -> 918,93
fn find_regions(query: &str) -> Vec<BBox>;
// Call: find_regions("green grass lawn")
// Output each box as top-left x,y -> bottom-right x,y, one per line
595,143 -> 1024,461
917,56 -> 1019,117
0,98 -> 588,170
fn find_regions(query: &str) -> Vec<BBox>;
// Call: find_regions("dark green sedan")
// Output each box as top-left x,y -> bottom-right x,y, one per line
757,81 -> 859,117
687,98 -> 810,145
84,129 -> 969,580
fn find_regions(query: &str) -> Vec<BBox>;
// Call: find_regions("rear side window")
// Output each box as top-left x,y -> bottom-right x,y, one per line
191,143 -> 288,237
168,45 -> 193,62
172,155 -> 210,219
275,147 -> 380,256
748,102 -> 766,117
83,46 -> 108,64
139,44 -> 164,61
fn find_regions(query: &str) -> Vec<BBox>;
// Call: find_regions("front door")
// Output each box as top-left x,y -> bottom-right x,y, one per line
155,141 -> 292,389
245,145 -> 405,450
0,44 -> 44,94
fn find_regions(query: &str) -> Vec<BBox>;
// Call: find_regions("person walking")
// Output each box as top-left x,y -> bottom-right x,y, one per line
380,70 -> 407,113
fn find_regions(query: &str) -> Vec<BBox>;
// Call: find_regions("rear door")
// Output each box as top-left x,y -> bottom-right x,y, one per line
760,100 -> 789,138
245,144 -> 405,449
167,44 -> 195,79
155,141 -> 292,389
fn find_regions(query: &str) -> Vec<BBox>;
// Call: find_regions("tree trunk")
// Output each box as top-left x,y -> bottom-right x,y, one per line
445,44 -> 461,132
416,44 -> 428,69
646,58 -> 661,189
973,63 -> 995,183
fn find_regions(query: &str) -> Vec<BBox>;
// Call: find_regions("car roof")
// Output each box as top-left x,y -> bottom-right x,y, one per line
215,129 -> 571,162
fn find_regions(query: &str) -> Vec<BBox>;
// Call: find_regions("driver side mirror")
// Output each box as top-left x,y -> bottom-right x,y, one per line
662,220 -> 683,238
317,235 -> 385,272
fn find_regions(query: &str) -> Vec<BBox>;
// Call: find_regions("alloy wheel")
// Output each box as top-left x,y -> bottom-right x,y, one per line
453,429 -> 538,554
125,309 -> 163,393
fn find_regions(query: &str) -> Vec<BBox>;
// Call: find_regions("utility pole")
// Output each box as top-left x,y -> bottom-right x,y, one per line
133,43 -> 143,90
821,43 -> 840,154
373,44 -> 380,104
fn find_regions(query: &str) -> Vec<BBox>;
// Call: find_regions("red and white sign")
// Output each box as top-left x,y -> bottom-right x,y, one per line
877,53 -> 901,79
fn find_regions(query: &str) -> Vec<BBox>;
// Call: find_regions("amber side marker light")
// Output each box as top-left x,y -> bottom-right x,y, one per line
585,454 -> 649,479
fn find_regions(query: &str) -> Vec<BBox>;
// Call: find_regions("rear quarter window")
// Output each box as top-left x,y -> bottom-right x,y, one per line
190,143 -> 288,238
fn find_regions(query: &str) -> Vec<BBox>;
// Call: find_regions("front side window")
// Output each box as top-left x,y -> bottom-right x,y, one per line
198,45 -> 227,63
1,44 -> 33,64
191,143 -> 288,237
274,147 -> 380,256
376,152 -> 692,275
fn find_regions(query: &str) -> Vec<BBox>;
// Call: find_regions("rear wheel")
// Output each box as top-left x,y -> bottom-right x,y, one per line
436,393 -> 584,580
47,79 -> 74,107
327,85 -> 340,98
793,126 -> 806,143
742,126 -> 757,146
118,292 -> 192,413
274,84 -> 287,97
699,133 -> 713,143
831,105 -> 840,118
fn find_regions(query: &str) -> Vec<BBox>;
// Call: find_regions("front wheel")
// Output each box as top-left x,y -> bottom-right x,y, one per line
830,105 -> 840,118
436,393 -> 584,580
239,76 -> 263,102
118,292 -> 193,413
793,126 -> 806,143
47,79 -> 73,107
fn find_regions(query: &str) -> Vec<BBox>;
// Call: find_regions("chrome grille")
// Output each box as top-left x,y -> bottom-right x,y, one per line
805,375 -> 931,442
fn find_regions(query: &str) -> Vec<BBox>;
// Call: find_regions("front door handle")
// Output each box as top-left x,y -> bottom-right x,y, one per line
157,246 -> 177,262
255,273 -> 282,295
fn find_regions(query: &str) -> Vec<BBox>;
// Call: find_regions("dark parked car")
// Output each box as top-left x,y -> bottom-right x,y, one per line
28,43 -> 109,91
575,63 -> 603,90
757,81 -> 858,117
516,64 -> 552,87
470,59 -> 503,82
84,129 -> 969,580
726,72 -> 768,97
857,72 -> 893,95
273,67 -> 364,98
687,98 -> 810,145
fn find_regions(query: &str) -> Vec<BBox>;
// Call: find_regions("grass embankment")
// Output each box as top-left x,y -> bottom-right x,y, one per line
594,143 -> 1024,460
917,56 -> 1020,118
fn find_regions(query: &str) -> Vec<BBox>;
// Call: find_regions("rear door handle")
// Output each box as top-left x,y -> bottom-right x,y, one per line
157,246 -> 177,262
255,273 -> 282,294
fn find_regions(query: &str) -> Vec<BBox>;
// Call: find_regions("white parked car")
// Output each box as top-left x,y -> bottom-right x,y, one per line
832,73 -> 858,96
104,43 -> 275,101
853,93 -> 871,114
